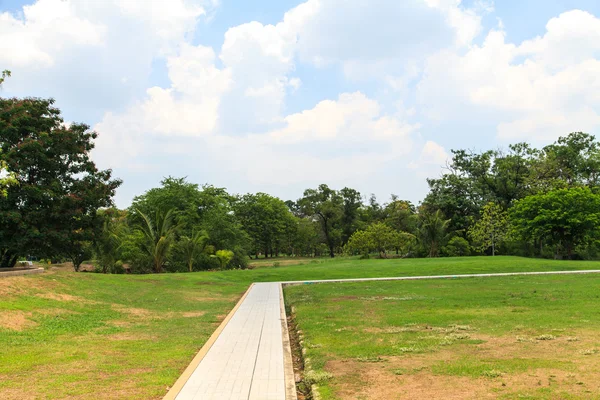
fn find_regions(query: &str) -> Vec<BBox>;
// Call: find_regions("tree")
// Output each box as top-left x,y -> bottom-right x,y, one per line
178,230 -> 209,272
339,187 -> 362,245
418,208 -> 451,257
234,193 -> 292,258
444,236 -> 471,257
468,202 -> 509,256
345,229 -> 373,258
0,98 -> 121,268
384,198 -> 417,234
510,187 -> 600,258
134,209 -> 179,273
94,209 -> 126,274
395,231 -> 417,257
130,177 -> 203,234
298,184 -> 343,257
365,222 -> 397,258
212,249 -> 234,270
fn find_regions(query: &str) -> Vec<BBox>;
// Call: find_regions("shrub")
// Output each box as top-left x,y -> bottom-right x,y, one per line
443,237 -> 471,257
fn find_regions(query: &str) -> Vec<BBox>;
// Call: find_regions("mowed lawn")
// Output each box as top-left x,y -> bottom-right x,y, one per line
1,256 -> 600,399
285,274 -> 600,400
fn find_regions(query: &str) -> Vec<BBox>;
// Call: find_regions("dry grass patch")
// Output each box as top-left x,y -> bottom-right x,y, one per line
0,310 -> 36,331
322,331 -> 600,399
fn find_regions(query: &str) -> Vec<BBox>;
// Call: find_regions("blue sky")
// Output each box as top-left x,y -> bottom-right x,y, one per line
2,0 -> 600,207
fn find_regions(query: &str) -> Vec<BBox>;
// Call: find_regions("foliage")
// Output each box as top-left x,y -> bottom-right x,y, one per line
212,249 -> 234,270
233,192 -> 295,258
0,150 -> 17,197
0,70 -> 10,87
418,208 -> 451,257
346,222 -> 416,258
177,230 -> 209,272
444,236 -> 471,257
510,187 -> 600,258
134,208 -> 179,273
299,184 -> 344,257
0,98 -> 121,268
468,202 -> 509,256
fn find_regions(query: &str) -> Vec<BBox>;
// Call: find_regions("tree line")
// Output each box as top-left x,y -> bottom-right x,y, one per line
2,94 -> 600,273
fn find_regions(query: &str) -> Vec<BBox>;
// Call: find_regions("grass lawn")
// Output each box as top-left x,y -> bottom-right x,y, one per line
1,256 -> 600,399
285,274 -> 600,399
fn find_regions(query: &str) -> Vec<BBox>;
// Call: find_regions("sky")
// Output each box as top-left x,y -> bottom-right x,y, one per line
1,0 -> 600,208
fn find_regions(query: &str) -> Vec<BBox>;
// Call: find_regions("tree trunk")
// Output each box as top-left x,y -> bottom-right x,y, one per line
8,253 -> 18,268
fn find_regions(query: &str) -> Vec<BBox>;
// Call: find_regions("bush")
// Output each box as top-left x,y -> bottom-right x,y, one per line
443,237 -> 471,257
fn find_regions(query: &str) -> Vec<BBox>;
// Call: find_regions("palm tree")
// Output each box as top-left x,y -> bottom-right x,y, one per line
179,230 -> 209,272
136,208 -> 178,273
418,209 -> 451,257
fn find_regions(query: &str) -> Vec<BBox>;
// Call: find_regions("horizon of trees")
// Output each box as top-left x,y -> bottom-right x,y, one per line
3,92 -> 600,272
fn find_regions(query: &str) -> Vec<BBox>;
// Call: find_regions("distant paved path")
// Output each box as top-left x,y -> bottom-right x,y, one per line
165,269 -> 600,400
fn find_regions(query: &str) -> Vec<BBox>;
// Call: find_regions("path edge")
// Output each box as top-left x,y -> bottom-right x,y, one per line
279,284 -> 298,400
163,283 -> 255,400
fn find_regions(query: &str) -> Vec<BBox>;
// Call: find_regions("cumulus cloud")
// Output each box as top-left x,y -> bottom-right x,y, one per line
0,0 -> 211,117
417,9 -> 600,141
4,0 -> 600,206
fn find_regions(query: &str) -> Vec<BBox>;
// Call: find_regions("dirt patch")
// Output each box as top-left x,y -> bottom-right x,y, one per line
321,330 -> 600,399
181,311 -> 206,318
0,311 -> 36,331
249,259 -> 309,268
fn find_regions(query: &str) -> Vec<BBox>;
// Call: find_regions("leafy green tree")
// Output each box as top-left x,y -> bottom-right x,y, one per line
510,187 -> 600,258
293,218 -> 320,257
418,208 -> 451,257
134,209 -> 179,273
468,202 -> 509,256
212,249 -> 234,270
384,198 -> 417,234
298,184 -> 343,257
178,230 -> 209,272
444,236 -> 471,257
234,193 -> 292,258
0,98 -> 121,268
94,209 -> 126,274
339,187 -> 362,245
395,231 -> 417,257
345,230 -> 373,258
130,177 -> 203,233
365,222 -> 398,258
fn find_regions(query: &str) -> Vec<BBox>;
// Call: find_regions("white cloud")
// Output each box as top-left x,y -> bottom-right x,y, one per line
0,0 -> 211,116
0,0 -> 105,67
417,9 -> 600,141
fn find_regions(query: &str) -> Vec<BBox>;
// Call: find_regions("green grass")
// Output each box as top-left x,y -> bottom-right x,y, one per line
284,272 -> 600,399
2,255 -> 600,399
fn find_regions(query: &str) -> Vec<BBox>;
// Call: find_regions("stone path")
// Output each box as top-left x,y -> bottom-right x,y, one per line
166,269 -> 600,400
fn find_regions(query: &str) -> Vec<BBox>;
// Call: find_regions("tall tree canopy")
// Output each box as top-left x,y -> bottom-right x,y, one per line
298,184 -> 344,258
510,187 -> 600,259
0,98 -> 121,268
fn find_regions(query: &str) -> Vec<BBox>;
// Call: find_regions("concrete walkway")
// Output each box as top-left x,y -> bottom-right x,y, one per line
165,269 -> 600,400
167,283 -> 294,400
